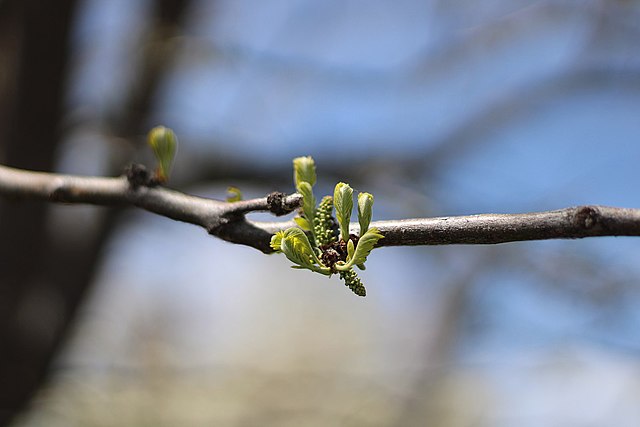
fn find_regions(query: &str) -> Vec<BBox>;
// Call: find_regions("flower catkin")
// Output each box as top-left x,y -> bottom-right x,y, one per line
314,196 -> 337,246
339,269 -> 366,297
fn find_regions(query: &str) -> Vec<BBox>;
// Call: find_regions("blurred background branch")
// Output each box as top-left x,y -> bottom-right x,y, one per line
0,0 -> 192,424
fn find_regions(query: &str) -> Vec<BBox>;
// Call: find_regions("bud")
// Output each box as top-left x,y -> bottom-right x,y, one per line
333,182 -> 353,241
293,156 -> 316,189
358,192 -> 374,235
147,126 -> 178,183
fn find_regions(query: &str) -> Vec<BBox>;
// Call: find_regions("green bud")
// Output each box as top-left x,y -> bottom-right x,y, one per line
147,126 -> 178,183
333,182 -> 353,242
293,156 -> 316,189
270,230 -> 286,253
346,239 -> 355,262
335,227 -> 384,271
350,227 -> 383,267
279,227 -> 330,276
357,192 -> 374,235
271,156 -> 381,296
298,181 -> 316,227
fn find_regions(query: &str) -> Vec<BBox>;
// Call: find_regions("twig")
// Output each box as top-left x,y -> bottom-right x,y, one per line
2,164 -> 640,253
0,164 -> 301,252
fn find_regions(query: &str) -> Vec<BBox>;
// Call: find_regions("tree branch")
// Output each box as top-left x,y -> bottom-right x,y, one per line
0,164 -> 301,252
2,164 -> 640,253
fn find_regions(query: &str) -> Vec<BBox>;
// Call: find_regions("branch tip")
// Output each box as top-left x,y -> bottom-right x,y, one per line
267,191 -> 302,216
573,206 -> 599,230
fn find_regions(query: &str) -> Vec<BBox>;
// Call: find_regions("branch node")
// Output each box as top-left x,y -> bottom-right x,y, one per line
124,163 -> 159,188
50,185 -> 69,203
574,206 -> 599,230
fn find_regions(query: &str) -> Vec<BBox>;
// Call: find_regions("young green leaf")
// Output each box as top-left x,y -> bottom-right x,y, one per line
294,217 -> 312,231
293,156 -> 316,189
336,227 -> 384,270
298,181 -> 316,227
346,239 -> 355,262
279,228 -> 329,275
271,156 -> 381,295
333,182 -> 353,241
270,230 -> 286,252
357,192 -> 374,235
147,126 -> 178,182
280,228 -> 315,267
350,227 -> 383,266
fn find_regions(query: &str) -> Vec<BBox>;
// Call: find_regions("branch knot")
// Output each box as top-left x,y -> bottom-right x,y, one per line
267,191 -> 301,216
125,163 -> 159,188
574,206 -> 599,230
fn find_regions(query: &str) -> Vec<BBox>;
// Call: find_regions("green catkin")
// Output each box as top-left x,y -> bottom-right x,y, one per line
340,269 -> 366,297
315,196 -> 337,246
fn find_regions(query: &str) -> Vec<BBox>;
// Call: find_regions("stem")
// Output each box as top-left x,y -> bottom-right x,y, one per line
247,206 -> 640,251
2,164 -> 640,253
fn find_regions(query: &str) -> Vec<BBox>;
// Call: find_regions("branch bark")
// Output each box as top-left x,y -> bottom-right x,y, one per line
2,164 -> 640,253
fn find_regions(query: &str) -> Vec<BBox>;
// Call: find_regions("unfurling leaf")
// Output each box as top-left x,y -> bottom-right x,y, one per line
147,126 -> 178,182
346,239 -> 355,262
279,228 -> 330,275
340,227 -> 384,269
298,181 -> 316,226
226,186 -> 243,202
280,228 -> 316,267
294,217 -> 312,231
333,182 -> 353,241
270,156 -> 381,296
358,192 -> 374,235
270,230 -> 286,252
293,156 -> 316,189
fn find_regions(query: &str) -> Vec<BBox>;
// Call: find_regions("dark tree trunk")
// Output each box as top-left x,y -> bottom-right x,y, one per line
0,1 -> 79,423
0,1 -> 191,424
